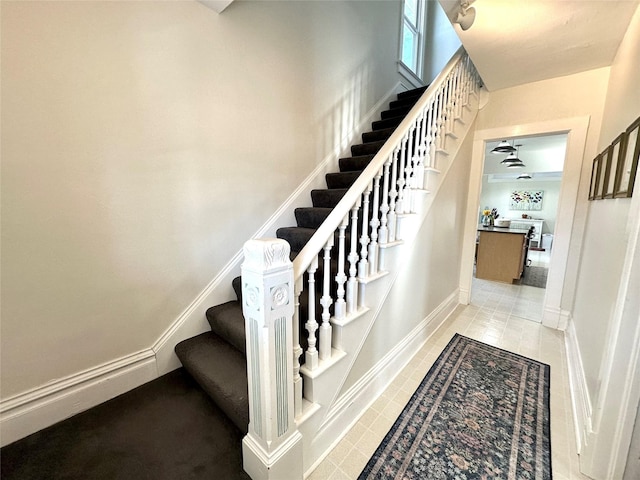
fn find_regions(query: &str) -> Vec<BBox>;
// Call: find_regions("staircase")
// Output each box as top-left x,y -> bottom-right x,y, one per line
175,49 -> 481,479
174,86 -> 429,436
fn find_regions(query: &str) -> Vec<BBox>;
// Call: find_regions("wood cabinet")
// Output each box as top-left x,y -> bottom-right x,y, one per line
476,230 -> 527,283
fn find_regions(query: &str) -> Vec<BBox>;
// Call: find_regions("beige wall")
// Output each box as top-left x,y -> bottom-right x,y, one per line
570,6 -> 640,478
572,2 -> 639,404
0,0 -> 402,398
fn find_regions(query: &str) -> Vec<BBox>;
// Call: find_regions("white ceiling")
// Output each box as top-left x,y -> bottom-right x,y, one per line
439,0 -> 639,91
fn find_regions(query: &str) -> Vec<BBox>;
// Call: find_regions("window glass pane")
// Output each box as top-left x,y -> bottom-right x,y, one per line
401,25 -> 417,72
404,0 -> 418,27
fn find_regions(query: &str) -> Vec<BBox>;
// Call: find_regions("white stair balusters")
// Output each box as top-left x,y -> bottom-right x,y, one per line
333,215 -> 349,321
378,156 -> 392,246
304,257 -> 319,370
396,137 -> 408,217
378,157 -> 393,271
318,238 -> 333,361
368,171 -> 382,275
346,201 -> 360,316
358,184 -> 372,308
387,147 -> 400,243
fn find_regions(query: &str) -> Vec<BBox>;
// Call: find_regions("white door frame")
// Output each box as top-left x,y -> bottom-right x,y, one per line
458,116 -> 590,330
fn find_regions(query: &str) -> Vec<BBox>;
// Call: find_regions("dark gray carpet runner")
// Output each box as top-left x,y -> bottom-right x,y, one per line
174,86 -> 428,435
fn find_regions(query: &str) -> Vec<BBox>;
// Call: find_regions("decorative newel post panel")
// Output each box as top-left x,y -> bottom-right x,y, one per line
241,239 -> 303,480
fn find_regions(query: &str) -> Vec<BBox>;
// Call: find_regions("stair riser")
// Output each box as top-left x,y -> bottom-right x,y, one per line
295,207 -> 333,229
311,188 -> 347,208
372,115 -> 404,131
351,141 -> 385,157
362,128 -> 394,144
325,171 -> 361,189
339,155 -> 374,172
381,104 -> 412,120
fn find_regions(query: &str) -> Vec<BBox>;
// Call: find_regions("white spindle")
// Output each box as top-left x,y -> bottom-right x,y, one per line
333,214 -> 349,321
368,171 -> 382,274
346,201 -> 360,315
378,158 -> 392,270
424,99 -> 434,170
358,184 -> 372,307
414,113 -> 425,192
319,237 -> 333,361
305,257 -> 319,370
403,127 -> 415,214
379,156 -> 391,245
388,147 -> 399,243
396,137 -> 407,214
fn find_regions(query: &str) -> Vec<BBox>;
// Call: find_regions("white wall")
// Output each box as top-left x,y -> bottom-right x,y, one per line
479,179 -> 561,234
569,5 -> 640,478
0,1 -> 402,400
422,1 -> 461,84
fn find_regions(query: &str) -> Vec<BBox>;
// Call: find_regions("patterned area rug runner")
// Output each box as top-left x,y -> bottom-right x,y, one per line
359,334 -> 551,479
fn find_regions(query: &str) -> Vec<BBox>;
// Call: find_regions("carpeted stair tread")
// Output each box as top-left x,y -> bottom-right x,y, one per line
277,226 -> 318,253
362,127 -> 395,144
206,301 -> 246,355
339,154 -> 375,172
396,85 -> 427,100
174,332 -> 249,434
311,188 -> 347,208
372,115 -> 405,131
390,95 -> 421,110
381,104 -> 413,120
295,207 -> 333,229
351,140 -> 386,156
325,170 -> 362,189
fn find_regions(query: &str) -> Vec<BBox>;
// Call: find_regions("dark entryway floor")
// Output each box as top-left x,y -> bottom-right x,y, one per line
0,368 -> 251,480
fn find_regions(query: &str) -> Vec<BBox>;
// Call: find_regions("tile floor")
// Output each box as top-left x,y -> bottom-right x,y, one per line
307,273 -> 592,480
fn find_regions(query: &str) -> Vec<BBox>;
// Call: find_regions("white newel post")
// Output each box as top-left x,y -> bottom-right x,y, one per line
241,238 -> 304,480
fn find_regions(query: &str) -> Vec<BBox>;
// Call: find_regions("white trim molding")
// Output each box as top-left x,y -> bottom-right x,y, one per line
459,116 -> 591,330
564,316 -> 593,454
0,350 -> 157,447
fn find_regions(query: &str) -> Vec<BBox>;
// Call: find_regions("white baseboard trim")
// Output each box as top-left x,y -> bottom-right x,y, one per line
304,290 -> 459,477
152,82 -> 404,377
564,316 -> 593,454
0,350 -> 157,447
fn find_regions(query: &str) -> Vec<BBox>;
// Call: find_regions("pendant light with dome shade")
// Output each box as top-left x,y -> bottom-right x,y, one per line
502,144 -> 525,167
491,140 -> 517,154
517,173 -> 532,179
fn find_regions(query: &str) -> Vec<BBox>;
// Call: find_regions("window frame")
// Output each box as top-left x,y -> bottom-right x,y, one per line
398,0 -> 426,88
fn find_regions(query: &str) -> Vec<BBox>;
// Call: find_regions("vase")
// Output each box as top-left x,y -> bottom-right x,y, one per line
482,215 -> 490,227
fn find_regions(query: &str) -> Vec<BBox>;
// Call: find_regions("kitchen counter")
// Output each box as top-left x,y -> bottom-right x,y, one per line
477,225 -> 531,235
476,227 -> 528,283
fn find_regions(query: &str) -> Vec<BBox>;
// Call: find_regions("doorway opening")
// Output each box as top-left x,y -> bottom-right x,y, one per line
471,133 -> 567,322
